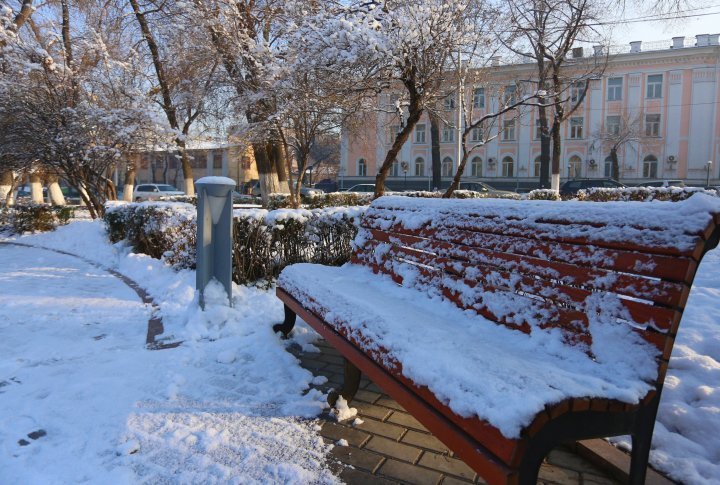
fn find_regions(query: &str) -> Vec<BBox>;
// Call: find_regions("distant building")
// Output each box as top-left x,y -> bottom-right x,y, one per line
340,34 -> 720,191
129,141 -> 259,190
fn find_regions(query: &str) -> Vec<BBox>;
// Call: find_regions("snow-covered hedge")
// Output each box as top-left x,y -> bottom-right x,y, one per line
525,189 -> 562,201
104,201 -> 366,284
577,186 -> 719,202
0,204 -> 74,234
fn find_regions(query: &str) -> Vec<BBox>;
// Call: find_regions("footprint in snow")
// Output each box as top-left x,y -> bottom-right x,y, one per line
18,429 -> 47,446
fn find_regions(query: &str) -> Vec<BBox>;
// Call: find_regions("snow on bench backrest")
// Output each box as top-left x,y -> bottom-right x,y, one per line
353,194 -> 720,370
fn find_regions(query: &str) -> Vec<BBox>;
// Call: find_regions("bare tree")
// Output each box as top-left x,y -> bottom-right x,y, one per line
592,110 -> 651,180
503,0 -> 608,190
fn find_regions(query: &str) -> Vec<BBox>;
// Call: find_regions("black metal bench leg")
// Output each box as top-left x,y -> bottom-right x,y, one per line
273,304 -> 297,338
629,396 -> 660,484
328,358 -> 362,406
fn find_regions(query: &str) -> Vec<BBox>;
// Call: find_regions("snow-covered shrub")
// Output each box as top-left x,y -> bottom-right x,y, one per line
0,204 -> 74,233
525,189 -> 561,201
577,186 -> 718,202
104,202 -> 196,267
104,201 -> 366,284
157,195 -> 198,205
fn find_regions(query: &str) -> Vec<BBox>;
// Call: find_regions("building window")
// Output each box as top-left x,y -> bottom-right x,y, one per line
415,157 -> 425,176
568,155 -> 582,178
442,124 -> 455,143
415,124 -> 426,143
569,117 -> 584,139
502,119 -> 516,141
391,159 -> 400,177
646,74 -> 663,99
442,157 -> 454,177
535,119 -> 542,139
645,114 -> 661,137
387,125 -> 400,144
534,156 -> 542,177
607,77 -> 622,101
570,81 -> 585,103
502,156 -> 514,177
357,158 -> 367,176
643,155 -> 658,178
606,115 -> 621,135
504,85 -> 517,105
213,151 -> 223,169
443,95 -> 456,110
471,157 -> 482,177
604,156 -> 613,177
473,87 -> 485,108
470,125 -> 483,142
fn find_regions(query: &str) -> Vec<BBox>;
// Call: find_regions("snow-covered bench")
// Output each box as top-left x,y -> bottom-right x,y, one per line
274,195 -> 720,485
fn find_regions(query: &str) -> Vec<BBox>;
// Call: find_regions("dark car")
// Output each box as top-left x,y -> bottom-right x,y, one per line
458,181 -> 516,196
313,179 -> 339,193
559,178 -> 625,197
634,180 -> 685,188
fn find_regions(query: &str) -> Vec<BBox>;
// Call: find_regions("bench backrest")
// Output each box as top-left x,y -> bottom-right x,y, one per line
353,195 -> 720,388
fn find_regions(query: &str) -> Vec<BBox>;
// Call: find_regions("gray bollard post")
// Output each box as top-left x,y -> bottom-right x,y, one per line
195,176 -> 236,309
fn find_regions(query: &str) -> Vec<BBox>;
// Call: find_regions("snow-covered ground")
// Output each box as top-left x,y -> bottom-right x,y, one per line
1,217 -> 719,483
0,221 -> 335,484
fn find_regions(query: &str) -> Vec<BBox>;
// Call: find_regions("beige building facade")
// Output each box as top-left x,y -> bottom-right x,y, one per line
341,35 -> 720,191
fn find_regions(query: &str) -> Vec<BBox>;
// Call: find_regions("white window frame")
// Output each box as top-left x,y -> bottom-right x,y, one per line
502,156 -> 514,177
443,96 -> 455,111
570,81 -> 585,103
502,119 -> 516,141
415,124 -> 426,144
414,157 -> 425,176
473,87 -> 485,108
471,157 -> 482,177
357,159 -> 367,176
607,77 -> 622,101
441,157 -> 454,177
643,155 -> 658,178
606,115 -> 621,136
645,114 -> 660,137
442,124 -> 455,143
646,74 -> 663,99
569,117 -> 584,139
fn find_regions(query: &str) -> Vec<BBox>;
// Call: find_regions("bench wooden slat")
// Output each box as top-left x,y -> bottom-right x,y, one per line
359,237 -> 682,333
362,228 -> 689,309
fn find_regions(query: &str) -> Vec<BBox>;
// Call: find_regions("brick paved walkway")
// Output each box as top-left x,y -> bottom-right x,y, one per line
290,340 -> 625,485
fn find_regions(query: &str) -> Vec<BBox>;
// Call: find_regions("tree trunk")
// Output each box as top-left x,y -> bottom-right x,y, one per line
30,172 -> 44,204
123,161 -> 137,201
430,113 -> 442,190
0,170 -> 14,206
178,146 -> 195,196
538,101 -> 551,189
443,134 -> 469,198
271,139 -> 290,193
611,147 -> 620,181
551,118 -> 562,191
254,141 -> 281,205
46,174 -> 66,205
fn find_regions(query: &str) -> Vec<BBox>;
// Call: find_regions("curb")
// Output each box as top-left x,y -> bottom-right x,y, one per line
574,439 -> 676,484
0,241 -> 181,350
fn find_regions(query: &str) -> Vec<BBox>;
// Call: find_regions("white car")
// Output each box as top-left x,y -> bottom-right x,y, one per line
134,184 -> 184,201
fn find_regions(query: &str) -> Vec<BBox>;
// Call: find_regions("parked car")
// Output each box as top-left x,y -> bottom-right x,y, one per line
344,184 -> 376,193
633,180 -> 685,188
559,178 -> 625,197
313,179 -> 339,193
133,183 -> 184,201
457,181 -> 516,196
251,181 -> 323,198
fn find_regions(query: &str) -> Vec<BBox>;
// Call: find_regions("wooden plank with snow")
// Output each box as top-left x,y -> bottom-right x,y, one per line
274,194 -> 720,485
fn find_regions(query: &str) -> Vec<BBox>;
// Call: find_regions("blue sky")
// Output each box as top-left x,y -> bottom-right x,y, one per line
611,3 -> 720,45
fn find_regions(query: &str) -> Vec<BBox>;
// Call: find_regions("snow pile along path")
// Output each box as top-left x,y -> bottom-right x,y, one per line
0,222 -> 336,483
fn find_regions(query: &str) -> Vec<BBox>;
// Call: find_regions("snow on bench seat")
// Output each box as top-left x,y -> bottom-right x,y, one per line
279,262 -> 658,439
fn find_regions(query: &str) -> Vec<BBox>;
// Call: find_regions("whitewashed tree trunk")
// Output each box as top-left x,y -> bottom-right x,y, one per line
0,170 -> 13,205
259,172 -> 281,206
551,173 -> 561,192
47,175 -> 66,205
30,173 -> 44,204
183,177 -> 195,196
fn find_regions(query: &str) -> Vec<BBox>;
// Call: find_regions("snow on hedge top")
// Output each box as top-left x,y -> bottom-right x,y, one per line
196,176 -> 236,186
369,194 -> 720,252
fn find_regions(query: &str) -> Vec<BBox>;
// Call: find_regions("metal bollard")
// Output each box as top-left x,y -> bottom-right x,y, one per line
195,176 -> 235,309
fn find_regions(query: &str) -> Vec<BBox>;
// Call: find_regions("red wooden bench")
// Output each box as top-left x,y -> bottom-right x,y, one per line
274,195 -> 720,485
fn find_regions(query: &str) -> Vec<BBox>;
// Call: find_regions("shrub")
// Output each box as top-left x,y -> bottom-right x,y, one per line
104,201 -> 366,284
0,204 -> 74,233
525,189 -> 561,201
576,186 -> 718,202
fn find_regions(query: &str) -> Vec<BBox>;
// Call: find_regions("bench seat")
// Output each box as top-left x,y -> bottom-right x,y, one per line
280,262 -> 657,440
